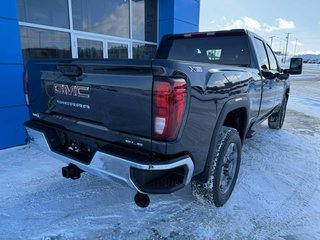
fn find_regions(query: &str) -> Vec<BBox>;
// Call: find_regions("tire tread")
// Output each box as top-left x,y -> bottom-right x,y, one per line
192,126 -> 241,207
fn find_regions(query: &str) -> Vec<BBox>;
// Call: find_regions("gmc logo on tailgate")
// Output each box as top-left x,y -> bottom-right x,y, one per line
53,84 -> 90,98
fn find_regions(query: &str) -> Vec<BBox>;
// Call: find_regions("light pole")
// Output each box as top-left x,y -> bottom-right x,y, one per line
294,39 -> 298,56
269,36 -> 276,48
284,33 -> 291,64
279,41 -> 282,54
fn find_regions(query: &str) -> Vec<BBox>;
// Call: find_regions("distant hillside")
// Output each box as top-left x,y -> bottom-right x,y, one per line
277,54 -> 320,66
294,54 -> 320,61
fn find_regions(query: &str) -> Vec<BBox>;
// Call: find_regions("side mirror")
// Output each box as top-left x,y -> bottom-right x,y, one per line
261,69 -> 275,79
276,71 -> 289,80
289,57 -> 303,75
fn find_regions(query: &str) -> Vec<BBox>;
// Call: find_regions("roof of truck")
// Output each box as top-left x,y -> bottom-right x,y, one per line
166,29 -> 267,43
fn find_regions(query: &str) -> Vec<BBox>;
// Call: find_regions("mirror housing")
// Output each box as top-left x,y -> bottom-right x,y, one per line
276,71 -> 289,80
261,69 -> 275,79
289,57 -> 303,75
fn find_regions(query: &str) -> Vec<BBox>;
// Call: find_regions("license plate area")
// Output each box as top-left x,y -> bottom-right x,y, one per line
50,129 -> 99,164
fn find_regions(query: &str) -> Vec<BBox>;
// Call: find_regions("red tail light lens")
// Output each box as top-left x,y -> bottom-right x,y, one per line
153,79 -> 187,141
23,71 -> 29,105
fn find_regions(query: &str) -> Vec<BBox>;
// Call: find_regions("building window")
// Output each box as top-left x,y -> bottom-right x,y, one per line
77,38 -> 104,59
72,0 -> 130,38
17,0 -> 158,62
17,0 -> 69,28
132,0 -> 158,43
19,26 -> 71,60
133,43 -> 157,59
108,43 -> 129,59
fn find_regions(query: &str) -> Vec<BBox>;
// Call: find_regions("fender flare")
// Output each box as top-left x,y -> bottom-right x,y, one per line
196,96 -> 250,183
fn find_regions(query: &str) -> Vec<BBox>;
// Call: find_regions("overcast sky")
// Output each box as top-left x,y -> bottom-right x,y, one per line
200,0 -> 320,55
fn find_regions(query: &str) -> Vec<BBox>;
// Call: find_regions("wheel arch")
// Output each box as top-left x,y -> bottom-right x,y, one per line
195,97 -> 250,183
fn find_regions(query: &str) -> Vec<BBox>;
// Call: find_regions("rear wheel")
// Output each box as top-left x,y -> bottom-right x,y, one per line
268,96 -> 288,129
191,126 -> 242,207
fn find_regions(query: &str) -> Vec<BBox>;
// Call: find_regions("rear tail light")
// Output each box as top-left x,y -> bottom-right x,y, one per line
153,79 -> 187,141
23,71 -> 29,105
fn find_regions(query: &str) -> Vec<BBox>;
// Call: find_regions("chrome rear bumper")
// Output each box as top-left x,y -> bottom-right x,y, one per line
26,127 -> 194,194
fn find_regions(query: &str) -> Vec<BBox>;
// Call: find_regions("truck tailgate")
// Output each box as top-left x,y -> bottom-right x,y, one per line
27,59 -> 153,140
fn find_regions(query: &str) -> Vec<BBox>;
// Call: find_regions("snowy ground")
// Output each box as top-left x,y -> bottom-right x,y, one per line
303,63 -> 320,71
1,70 -> 320,240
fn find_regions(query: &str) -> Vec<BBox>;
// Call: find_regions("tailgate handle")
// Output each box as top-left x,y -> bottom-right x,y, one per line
57,65 -> 82,77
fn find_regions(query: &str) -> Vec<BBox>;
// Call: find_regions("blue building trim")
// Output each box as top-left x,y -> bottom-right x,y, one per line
159,0 -> 200,41
0,18 -> 23,64
0,0 -> 19,20
0,65 -> 26,107
0,106 -> 29,149
0,0 -> 28,149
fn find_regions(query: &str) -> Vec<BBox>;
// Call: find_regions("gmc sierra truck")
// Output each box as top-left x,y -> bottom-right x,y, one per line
24,29 -> 302,208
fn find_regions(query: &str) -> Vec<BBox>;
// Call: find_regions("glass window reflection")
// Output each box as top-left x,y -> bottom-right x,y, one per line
266,45 -> 278,71
254,38 -> 269,69
108,43 -> 128,59
77,39 -> 103,59
19,26 -> 71,61
132,0 -> 157,42
133,43 -> 157,59
17,0 -> 69,28
72,0 -> 130,38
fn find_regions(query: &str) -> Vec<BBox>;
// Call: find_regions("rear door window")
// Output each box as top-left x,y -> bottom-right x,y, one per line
253,38 -> 269,69
266,45 -> 279,71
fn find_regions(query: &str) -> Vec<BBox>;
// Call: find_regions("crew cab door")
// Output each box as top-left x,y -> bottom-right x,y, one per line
253,37 -> 277,117
265,44 -> 284,107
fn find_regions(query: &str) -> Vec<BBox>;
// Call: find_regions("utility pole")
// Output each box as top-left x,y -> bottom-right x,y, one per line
294,38 -> 298,56
284,33 -> 291,64
269,36 -> 276,48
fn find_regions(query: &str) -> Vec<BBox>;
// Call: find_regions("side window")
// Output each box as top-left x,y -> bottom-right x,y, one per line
253,38 -> 269,69
266,45 -> 278,71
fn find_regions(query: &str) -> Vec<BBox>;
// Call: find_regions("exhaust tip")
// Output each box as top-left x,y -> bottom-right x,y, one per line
134,192 -> 150,208
62,164 -> 82,180
62,166 -> 69,178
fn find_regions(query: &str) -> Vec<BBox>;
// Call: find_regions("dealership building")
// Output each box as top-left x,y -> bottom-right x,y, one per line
0,0 -> 200,149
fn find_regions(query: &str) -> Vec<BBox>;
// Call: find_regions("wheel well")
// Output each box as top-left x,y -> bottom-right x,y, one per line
223,107 -> 247,142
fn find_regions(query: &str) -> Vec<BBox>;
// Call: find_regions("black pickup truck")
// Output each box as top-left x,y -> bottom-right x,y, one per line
24,29 -> 302,207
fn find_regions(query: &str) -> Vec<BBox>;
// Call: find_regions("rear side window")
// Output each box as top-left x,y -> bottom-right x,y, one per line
266,45 -> 278,71
157,35 -> 251,67
253,38 -> 269,69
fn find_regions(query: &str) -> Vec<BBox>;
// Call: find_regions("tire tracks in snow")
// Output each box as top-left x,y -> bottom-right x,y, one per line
246,133 -> 320,239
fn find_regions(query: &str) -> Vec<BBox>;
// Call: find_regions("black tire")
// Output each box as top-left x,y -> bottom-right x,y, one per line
191,126 -> 242,207
268,96 -> 288,129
